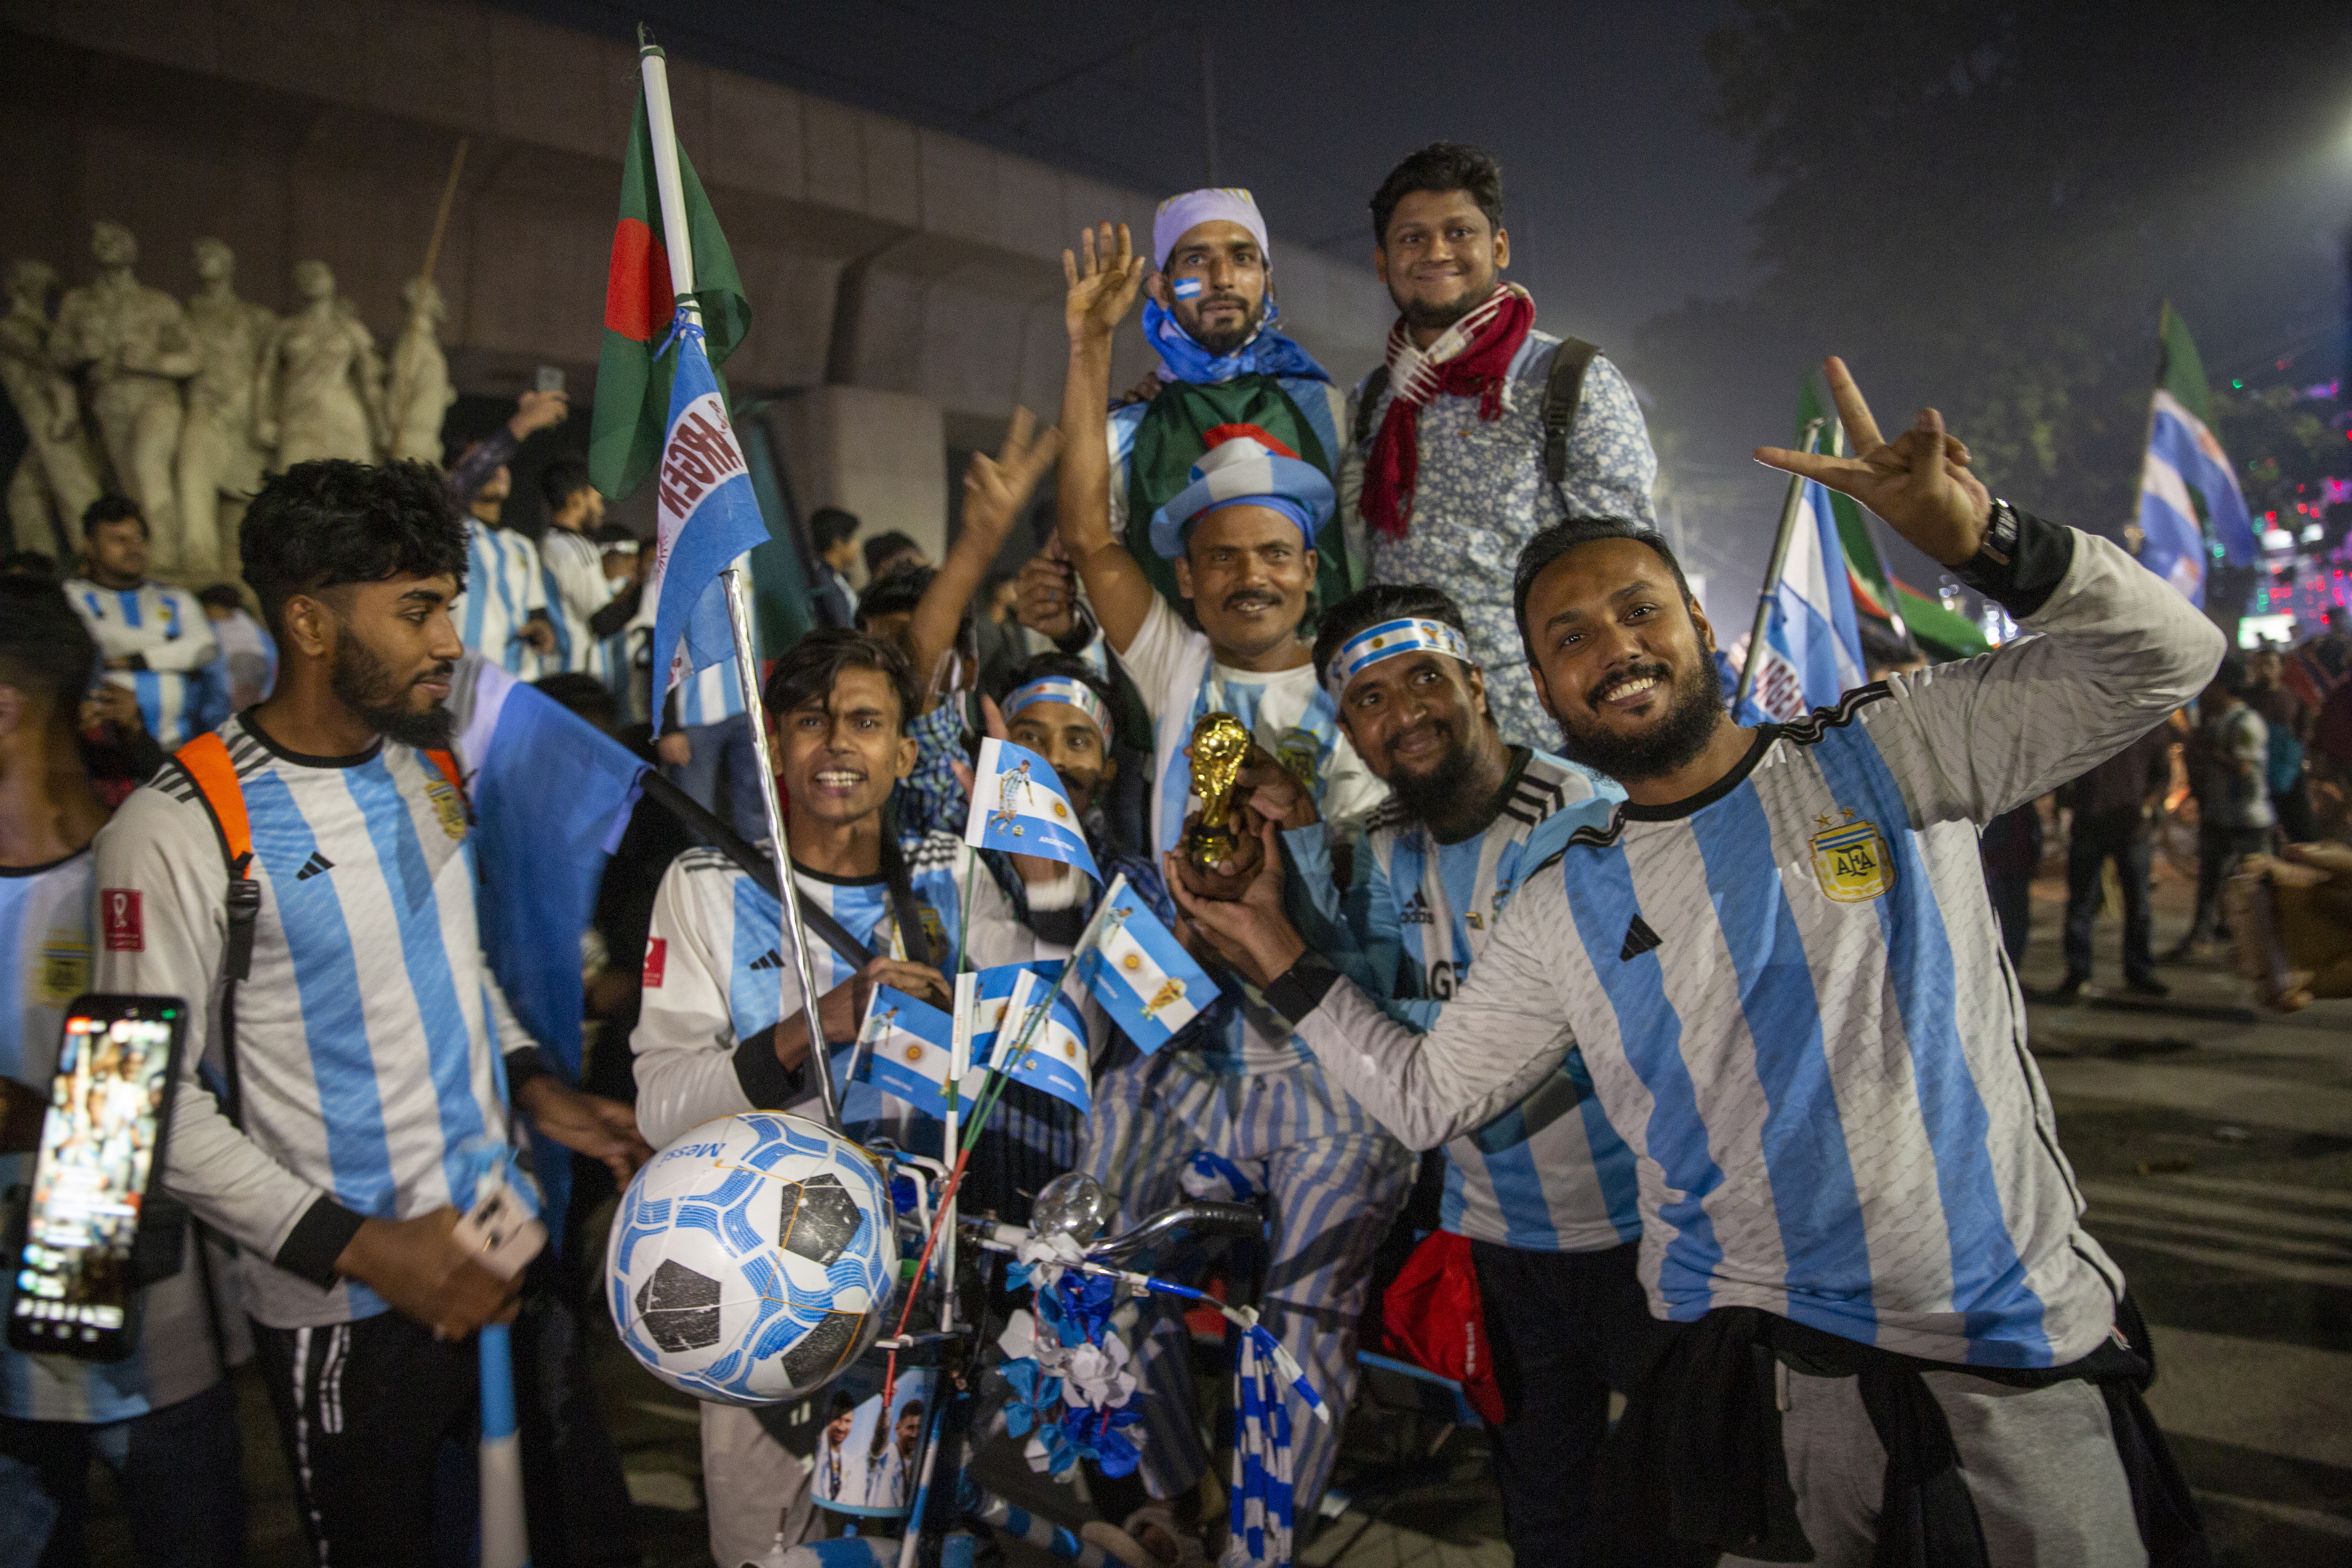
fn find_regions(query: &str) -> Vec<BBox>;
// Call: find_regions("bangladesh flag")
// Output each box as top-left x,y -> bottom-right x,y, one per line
590,84 -> 753,502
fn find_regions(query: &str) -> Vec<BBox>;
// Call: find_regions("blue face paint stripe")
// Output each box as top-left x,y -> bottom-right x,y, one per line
345,760 -> 490,1210
1807,727 -> 2049,1366
1560,841 -> 1724,1317
241,772 -> 397,1213
1687,785 -> 1876,1341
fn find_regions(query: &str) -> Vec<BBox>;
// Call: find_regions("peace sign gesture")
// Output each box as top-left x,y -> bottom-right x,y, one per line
1063,221 -> 1147,348
1754,357 -> 1993,568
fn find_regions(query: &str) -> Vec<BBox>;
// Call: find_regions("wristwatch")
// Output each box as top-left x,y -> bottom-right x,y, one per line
1970,498 -> 2020,572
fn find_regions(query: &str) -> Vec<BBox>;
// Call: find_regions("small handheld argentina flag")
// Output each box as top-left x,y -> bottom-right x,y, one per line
853,985 -> 958,1120
1075,874 -> 1216,1054
987,968 -> 1092,1114
963,738 -> 1100,883
962,961 -> 1060,1082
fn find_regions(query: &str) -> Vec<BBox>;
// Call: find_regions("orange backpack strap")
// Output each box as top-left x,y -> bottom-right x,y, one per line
172,731 -> 264,986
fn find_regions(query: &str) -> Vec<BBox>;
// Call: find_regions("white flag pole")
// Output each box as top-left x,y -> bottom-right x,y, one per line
639,34 -> 842,1130
1735,415 -> 1826,710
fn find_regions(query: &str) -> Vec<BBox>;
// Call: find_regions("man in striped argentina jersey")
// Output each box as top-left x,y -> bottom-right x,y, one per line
65,496 -> 225,749
631,630 -> 1070,1568
94,460 -> 648,1565
1292,582 -> 1699,1566
0,580 -> 245,1564
1180,362 -> 2222,1565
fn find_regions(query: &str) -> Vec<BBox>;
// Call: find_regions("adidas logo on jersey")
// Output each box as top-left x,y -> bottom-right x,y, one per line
295,852 -> 335,882
1399,889 -> 1435,926
750,949 -> 784,972
1619,915 -> 1662,962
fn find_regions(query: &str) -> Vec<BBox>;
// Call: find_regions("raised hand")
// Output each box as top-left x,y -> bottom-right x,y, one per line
1165,817 -> 1304,988
1014,540 -> 1079,640
1063,222 -> 1147,348
960,405 -> 1063,547
1753,356 -> 1992,568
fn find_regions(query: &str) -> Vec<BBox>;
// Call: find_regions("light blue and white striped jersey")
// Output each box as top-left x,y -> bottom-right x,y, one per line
1297,528 -> 2227,1368
538,527 -> 616,678
1346,752 -> 1641,1252
455,517 -> 549,678
65,577 -> 223,748
630,831 -> 1038,1152
0,850 -> 221,1422
92,715 -> 532,1329
1114,594 -> 1386,1074
671,657 -> 749,728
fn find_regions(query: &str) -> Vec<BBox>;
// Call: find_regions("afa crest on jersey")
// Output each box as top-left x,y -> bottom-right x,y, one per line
424,775 -> 469,842
1810,811 -> 1895,903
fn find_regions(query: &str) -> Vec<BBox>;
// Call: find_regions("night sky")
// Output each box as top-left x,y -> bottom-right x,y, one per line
507,0 -> 2352,610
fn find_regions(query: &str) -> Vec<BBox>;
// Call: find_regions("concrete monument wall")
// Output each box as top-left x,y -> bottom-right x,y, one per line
1,0 -> 1394,562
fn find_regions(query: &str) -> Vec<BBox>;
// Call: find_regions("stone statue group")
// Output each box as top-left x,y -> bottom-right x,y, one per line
1,220 -> 458,579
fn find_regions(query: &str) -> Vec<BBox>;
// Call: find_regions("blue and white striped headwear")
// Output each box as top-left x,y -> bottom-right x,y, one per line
1147,432 -> 1334,560
1323,616 -> 1476,702
1004,676 -> 1113,744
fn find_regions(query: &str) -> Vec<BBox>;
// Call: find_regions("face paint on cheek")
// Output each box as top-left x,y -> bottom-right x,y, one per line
1171,277 -> 1204,300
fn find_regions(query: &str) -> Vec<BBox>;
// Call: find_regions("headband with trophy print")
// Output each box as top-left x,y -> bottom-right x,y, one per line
1003,676 -> 1114,743
1323,616 -> 1476,701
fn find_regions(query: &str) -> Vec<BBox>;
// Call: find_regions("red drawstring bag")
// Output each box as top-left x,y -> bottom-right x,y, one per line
1378,1230 -> 1506,1425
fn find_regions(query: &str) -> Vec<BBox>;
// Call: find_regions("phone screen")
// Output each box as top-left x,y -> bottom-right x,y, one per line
9,997 -> 184,1359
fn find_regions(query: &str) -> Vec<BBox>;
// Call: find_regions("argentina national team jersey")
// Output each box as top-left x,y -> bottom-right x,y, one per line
631,830 -> 1042,1154
1293,527 -> 2226,1368
65,577 -> 223,748
1,851 -> 219,1421
456,517 -> 548,677
92,715 -> 529,1329
537,527 -> 613,676
1345,752 -> 1641,1252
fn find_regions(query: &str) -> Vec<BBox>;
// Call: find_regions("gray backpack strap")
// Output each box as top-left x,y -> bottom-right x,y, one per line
1352,365 -> 1391,450
1541,338 -> 1602,488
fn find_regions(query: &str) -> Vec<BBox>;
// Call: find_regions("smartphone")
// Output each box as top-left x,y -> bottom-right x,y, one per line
7,995 -> 187,1361
533,365 -> 566,395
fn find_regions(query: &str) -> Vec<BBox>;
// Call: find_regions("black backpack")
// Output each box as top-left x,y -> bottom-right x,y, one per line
1351,336 -> 1602,497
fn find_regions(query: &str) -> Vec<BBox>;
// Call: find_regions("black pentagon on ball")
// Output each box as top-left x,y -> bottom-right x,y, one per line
782,1308 -> 866,1386
635,1258 -> 723,1353
778,1173 -> 863,1267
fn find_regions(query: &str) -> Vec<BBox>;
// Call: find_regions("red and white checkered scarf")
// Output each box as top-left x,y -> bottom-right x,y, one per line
1361,283 -> 1537,542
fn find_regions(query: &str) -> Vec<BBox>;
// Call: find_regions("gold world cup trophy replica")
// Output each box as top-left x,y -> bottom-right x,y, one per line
1180,712 -> 1262,896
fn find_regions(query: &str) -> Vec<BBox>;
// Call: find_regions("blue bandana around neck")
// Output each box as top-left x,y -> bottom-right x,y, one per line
1143,298 -> 1330,387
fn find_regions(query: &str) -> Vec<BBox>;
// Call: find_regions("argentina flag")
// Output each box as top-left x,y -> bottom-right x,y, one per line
986,968 -> 1092,1114
962,739 -> 1100,882
1732,475 -> 1867,724
2134,305 -> 2258,608
961,960 -> 1061,1089
854,985 -> 958,1120
1076,874 -> 1215,1053
644,310 -> 771,733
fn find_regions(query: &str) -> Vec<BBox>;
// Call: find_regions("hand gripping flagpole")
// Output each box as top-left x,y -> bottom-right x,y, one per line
640,32 -> 842,1130
1735,415 -> 1827,712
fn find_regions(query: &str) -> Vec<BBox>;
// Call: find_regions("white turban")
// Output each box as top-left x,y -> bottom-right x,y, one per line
1152,188 -> 1271,271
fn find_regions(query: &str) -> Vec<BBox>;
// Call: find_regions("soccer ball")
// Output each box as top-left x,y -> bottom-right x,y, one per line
606,1112 -> 899,1406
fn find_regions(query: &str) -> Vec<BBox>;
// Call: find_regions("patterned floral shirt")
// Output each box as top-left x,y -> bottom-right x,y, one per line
1344,330 -> 1658,752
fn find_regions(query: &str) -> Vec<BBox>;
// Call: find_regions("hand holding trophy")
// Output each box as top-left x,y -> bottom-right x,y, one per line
1175,712 -> 1263,901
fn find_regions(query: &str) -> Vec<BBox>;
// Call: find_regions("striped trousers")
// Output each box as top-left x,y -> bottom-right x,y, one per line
1076,1050 -> 1413,1526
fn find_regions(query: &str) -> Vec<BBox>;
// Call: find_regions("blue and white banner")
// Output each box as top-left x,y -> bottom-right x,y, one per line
988,968 -> 1092,1114
962,961 -> 1058,1089
1731,477 -> 1866,724
1075,875 -> 1214,1054
853,986 -> 958,1120
2136,389 -> 2259,608
645,312 -> 771,734
962,738 -> 1100,883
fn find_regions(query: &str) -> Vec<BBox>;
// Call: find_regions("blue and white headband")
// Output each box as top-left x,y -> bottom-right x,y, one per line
1323,617 -> 1475,701
1004,677 -> 1113,743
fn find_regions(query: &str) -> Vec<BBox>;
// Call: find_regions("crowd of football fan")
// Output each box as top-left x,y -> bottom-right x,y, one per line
6,140 -> 2351,1568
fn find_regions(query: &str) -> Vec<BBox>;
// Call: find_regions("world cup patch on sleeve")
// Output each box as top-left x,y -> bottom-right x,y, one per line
643,937 -> 667,989
101,889 -> 143,951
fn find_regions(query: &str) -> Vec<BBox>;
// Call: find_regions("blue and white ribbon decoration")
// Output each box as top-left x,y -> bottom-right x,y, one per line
1322,616 -> 1475,702
1003,677 -> 1114,745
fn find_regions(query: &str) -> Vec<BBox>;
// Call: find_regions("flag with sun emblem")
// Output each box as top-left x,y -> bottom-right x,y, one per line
852,986 -> 957,1120
984,967 -> 1093,1114
962,738 -> 1100,883
1075,873 -> 1216,1054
